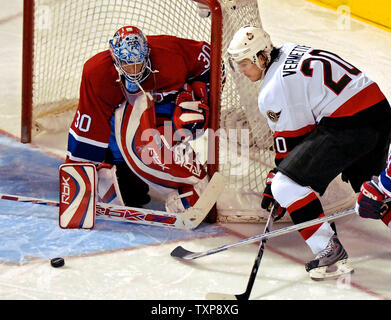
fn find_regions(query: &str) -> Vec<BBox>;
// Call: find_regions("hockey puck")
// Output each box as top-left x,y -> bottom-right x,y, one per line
50,257 -> 65,268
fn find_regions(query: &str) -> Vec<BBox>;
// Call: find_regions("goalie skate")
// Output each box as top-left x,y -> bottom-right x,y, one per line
305,234 -> 354,281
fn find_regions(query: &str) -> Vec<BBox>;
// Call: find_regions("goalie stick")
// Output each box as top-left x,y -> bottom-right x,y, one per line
170,204 -> 366,259
0,193 -> 194,229
206,205 -> 276,300
0,171 -> 225,230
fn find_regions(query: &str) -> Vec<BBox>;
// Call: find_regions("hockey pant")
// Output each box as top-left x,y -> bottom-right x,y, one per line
271,172 -> 335,254
112,93 -> 209,213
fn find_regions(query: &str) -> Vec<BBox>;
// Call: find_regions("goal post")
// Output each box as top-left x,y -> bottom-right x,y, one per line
20,0 -> 357,223
21,0 -> 34,144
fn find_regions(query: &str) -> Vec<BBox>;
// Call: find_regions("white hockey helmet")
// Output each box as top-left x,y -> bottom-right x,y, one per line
227,26 -> 273,74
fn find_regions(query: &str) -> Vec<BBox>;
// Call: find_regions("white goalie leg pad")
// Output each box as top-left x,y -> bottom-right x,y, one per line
165,175 -> 209,213
59,163 -> 96,229
97,165 -> 125,206
114,95 -> 204,194
166,190 -> 191,213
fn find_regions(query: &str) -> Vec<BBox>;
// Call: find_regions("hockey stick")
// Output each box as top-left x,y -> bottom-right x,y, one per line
0,193 -> 197,229
206,205 -> 277,300
0,171 -> 225,230
171,204 -> 360,259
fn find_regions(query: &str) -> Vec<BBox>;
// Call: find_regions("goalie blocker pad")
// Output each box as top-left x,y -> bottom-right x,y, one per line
59,163 -> 97,229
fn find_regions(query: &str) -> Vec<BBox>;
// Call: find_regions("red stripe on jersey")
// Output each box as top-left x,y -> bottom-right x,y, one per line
275,152 -> 290,159
274,124 -> 316,138
330,83 -> 385,118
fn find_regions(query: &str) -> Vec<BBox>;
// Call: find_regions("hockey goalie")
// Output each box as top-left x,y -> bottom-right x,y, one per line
63,26 -> 219,226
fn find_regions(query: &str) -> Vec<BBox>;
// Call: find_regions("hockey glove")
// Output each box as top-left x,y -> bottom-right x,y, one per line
272,203 -> 287,222
191,80 -> 208,105
173,84 -> 209,141
261,168 -> 286,221
355,179 -> 388,219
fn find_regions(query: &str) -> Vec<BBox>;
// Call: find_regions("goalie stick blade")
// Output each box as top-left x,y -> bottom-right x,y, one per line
181,172 -> 226,230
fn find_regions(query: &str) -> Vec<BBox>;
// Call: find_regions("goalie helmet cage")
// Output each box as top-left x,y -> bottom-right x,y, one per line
21,0 -> 356,223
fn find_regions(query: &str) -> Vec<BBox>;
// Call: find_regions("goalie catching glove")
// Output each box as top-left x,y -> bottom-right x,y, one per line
173,82 -> 209,141
261,168 -> 286,222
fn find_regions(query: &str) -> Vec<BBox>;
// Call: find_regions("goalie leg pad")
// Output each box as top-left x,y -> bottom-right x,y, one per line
97,163 -> 125,206
165,175 -> 209,213
114,94 -> 208,203
59,163 -> 96,229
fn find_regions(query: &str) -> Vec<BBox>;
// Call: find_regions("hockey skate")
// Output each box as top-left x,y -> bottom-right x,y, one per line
305,234 -> 354,281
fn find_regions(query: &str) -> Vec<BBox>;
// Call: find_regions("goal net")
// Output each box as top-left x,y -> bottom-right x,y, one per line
21,0 -> 356,223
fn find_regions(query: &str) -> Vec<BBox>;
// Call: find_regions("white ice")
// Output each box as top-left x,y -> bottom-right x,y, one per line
0,0 -> 391,301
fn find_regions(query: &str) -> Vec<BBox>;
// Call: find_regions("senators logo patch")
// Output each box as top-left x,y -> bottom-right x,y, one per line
246,32 -> 254,40
266,110 -> 281,122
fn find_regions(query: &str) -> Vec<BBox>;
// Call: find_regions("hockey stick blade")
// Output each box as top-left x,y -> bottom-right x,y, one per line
170,246 -> 194,259
171,243 -> 228,259
170,204 -> 364,260
180,172 -> 226,229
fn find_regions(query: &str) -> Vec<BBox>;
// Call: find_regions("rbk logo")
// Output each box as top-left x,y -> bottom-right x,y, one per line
61,176 -> 71,205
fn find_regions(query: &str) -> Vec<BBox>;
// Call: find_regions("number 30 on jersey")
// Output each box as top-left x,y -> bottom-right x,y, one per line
74,111 -> 92,133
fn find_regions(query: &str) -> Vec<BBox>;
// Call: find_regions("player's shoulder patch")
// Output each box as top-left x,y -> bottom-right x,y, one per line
266,110 -> 282,122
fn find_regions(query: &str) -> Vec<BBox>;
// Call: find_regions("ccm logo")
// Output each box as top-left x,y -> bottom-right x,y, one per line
61,176 -> 71,204
361,187 -> 380,201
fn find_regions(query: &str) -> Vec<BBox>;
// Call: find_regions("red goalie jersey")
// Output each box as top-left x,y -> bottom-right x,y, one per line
67,35 -> 211,164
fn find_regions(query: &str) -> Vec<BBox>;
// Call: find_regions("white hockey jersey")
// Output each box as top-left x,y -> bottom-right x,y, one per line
258,43 -> 386,162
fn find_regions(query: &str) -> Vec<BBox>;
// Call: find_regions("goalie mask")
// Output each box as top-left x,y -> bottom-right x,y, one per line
109,26 -> 151,93
227,26 -> 273,80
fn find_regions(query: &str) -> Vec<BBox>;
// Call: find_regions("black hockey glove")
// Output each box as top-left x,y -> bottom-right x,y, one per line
261,168 -> 286,221
261,168 -> 278,211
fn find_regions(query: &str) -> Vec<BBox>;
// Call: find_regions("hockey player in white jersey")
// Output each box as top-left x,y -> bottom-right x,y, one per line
227,26 -> 391,280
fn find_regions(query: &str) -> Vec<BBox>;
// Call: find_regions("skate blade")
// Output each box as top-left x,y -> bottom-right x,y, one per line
309,259 -> 354,281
